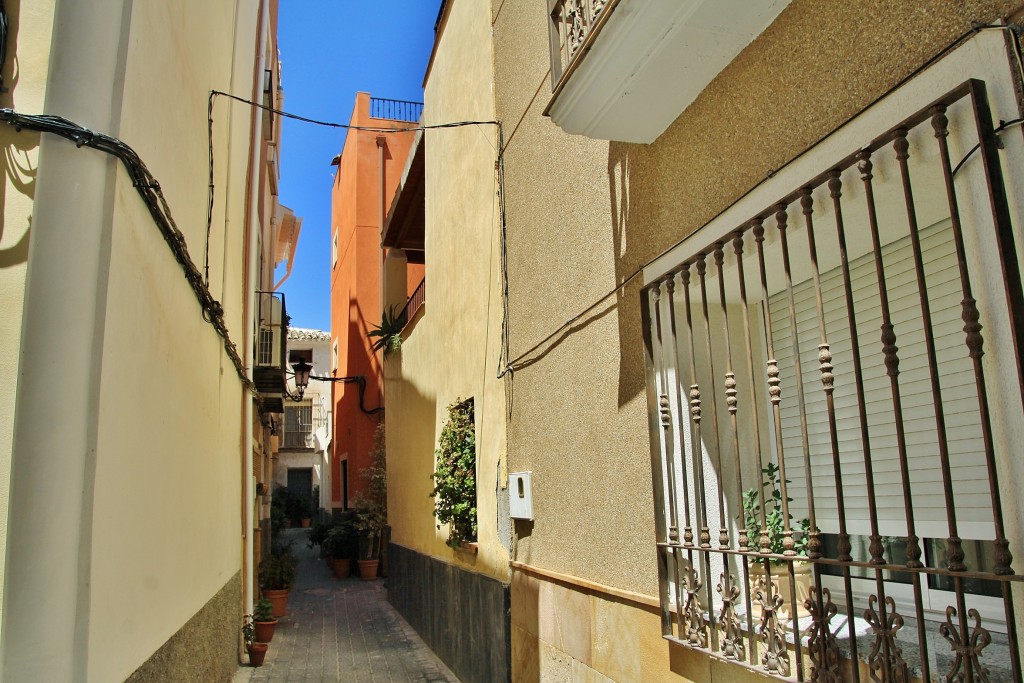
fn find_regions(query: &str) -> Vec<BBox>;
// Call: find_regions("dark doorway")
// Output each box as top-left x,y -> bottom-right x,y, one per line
287,467 -> 313,502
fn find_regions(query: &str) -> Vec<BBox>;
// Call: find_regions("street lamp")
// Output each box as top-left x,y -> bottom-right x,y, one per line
289,359 -> 313,401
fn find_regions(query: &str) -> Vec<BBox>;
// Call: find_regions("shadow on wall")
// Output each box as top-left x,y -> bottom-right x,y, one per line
0,0 -> 35,270
608,142 -> 651,410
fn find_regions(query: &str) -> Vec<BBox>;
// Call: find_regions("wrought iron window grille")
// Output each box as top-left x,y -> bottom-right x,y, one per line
642,79 -> 1024,682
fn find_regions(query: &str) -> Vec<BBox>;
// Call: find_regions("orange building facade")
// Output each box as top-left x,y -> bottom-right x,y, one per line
329,92 -> 422,509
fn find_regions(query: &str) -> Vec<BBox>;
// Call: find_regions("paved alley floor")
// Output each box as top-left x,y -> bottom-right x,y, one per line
234,529 -> 459,683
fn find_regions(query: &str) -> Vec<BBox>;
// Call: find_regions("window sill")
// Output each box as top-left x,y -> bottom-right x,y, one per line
456,541 -> 478,555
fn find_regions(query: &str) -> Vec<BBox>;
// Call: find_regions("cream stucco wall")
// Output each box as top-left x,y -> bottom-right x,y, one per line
0,0 -> 55,651
493,0 -> 1024,681
385,0 -> 509,583
2,1 -> 271,680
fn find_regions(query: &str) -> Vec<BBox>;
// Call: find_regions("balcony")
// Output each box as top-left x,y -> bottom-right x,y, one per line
399,277 -> 425,331
544,0 -> 790,143
254,290 -> 288,413
382,130 -> 424,263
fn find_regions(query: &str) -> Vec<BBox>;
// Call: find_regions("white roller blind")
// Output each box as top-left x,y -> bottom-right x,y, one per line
769,218 -> 993,538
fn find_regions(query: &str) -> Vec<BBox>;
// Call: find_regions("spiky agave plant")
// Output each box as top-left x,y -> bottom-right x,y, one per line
368,304 -> 405,357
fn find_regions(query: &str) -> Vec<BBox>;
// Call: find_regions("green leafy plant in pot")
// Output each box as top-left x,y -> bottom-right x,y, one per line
353,422 -> 388,579
242,616 -> 268,666
259,541 -> 297,617
741,462 -> 815,618
325,517 -> 358,579
252,598 -> 278,643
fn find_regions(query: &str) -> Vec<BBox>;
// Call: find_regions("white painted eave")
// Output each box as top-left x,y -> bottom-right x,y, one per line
547,0 -> 790,144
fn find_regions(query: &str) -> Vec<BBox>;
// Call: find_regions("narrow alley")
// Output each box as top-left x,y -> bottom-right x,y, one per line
234,530 -> 459,683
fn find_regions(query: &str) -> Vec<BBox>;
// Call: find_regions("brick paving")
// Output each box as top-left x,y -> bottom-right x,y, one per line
234,529 -> 459,683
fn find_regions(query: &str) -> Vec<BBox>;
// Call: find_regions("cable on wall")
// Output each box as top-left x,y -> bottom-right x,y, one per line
494,19 -> 1024,380
0,108 -> 258,394
205,89 -> 504,289
205,90 -> 515,381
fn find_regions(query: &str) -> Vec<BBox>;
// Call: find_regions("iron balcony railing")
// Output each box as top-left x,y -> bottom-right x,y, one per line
369,97 -> 423,123
546,0 -> 615,91
642,79 -> 1024,682
399,277 -> 425,330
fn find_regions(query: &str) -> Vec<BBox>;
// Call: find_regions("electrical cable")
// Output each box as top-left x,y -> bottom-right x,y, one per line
206,90 -> 514,383
0,108 -> 257,395
952,117 -> 1024,176
309,374 -> 384,415
496,19 -> 1024,378
204,90 -> 503,288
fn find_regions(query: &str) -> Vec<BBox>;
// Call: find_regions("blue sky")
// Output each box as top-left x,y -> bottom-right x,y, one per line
275,0 -> 443,331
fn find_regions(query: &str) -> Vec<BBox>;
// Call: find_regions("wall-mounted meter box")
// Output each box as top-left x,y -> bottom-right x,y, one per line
508,471 -> 533,521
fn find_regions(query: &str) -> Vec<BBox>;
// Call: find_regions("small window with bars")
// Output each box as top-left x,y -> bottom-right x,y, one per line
642,80 -> 1023,682
283,401 -> 313,449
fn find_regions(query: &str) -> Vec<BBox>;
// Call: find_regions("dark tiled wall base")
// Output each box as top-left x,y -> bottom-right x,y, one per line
126,572 -> 241,683
388,543 -> 511,683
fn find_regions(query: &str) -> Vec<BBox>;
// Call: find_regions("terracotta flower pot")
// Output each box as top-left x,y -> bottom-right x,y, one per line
253,619 -> 278,643
263,588 -> 289,618
332,558 -> 351,580
357,559 -> 379,581
247,642 -> 268,667
300,518 -> 311,528
749,561 -> 812,620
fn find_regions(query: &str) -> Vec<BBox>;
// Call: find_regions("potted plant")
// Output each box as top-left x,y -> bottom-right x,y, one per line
325,516 -> 358,579
259,541 -> 297,617
742,462 -> 814,619
353,496 -> 386,580
306,517 -> 334,558
242,616 -> 268,667
353,423 -> 388,580
298,495 -> 312,528
252,598 -> 278,643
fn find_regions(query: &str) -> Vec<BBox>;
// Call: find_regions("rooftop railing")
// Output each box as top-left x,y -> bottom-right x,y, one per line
369,97 -> 423,123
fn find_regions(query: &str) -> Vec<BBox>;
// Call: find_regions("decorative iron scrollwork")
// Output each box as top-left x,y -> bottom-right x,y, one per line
865,594 -> 909,683
805,585 -> 842,683
716,571 -> 745,661
681,564 -> 708,648
563,0 -> 586,57
939,605 -> 991,683
756,573 -> 790,677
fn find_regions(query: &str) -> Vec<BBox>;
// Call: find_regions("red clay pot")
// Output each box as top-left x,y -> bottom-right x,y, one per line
253,619 -> 278,643
332,558 -> 351,580
357,559 -> 379,581
263,588 -> 289,618
247,642 -> 268,667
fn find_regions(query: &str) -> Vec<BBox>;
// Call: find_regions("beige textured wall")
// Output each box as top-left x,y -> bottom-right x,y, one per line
0,0 -> 55,648
494,0 -> 1022,680
495,0 -> 1020,596
385,0 -> 509,582
494,0 -> 652,596
84,2 -> 258,679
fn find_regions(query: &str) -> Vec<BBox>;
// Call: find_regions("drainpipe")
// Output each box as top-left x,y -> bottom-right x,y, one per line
376,134 -> 387,396
241,0 -> 269,620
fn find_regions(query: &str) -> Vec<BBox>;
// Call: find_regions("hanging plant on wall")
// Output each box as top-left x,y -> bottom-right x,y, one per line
430,399 -> 477,549
368,305 -> 404,357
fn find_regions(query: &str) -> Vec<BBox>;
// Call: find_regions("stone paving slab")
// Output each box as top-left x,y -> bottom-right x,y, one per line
234,530 -> 459,683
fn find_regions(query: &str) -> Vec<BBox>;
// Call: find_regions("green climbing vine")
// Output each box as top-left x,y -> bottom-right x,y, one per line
430,398 -> 477,548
